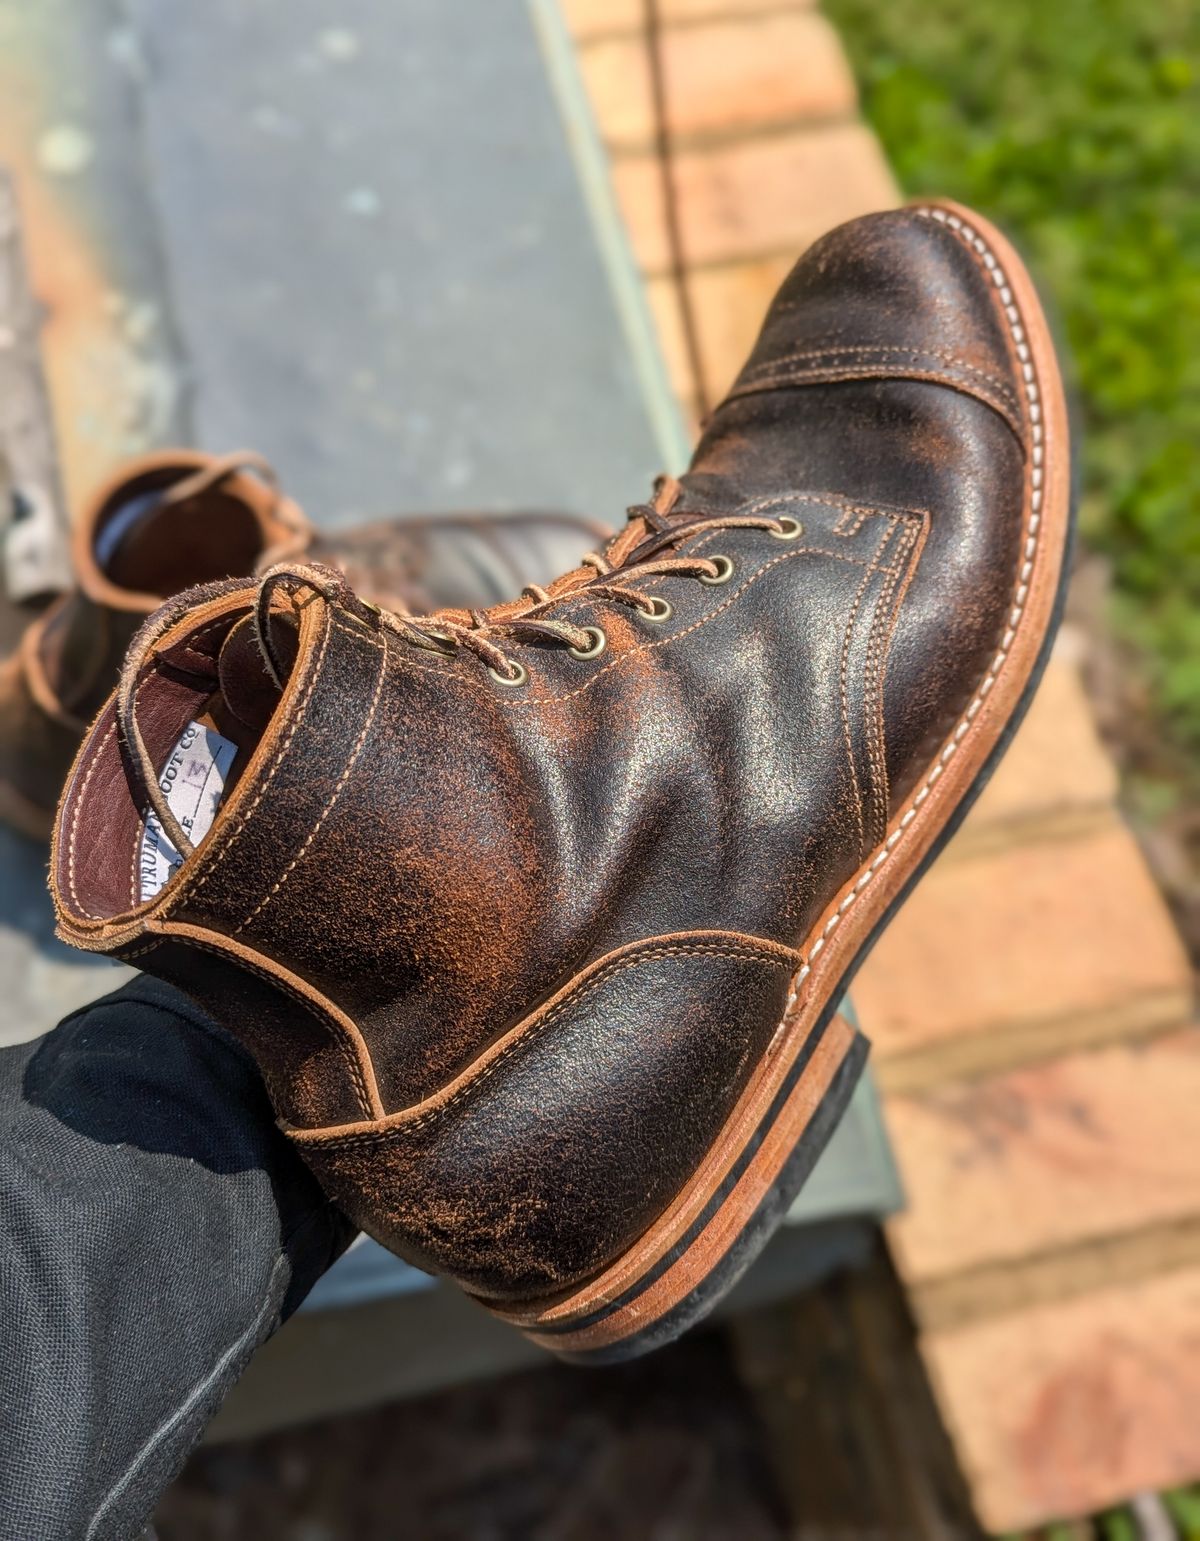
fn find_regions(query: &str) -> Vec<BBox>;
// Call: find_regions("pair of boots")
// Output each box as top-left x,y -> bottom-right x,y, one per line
0,451 -> 604,841
45,203 -> 1071,1362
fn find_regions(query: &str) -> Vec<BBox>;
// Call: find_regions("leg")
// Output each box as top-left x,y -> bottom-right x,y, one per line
0,975 -> 353,1541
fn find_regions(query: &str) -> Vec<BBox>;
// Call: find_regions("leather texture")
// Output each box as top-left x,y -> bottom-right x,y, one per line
0,451 -> 603,836
53,207 -> 1039,1301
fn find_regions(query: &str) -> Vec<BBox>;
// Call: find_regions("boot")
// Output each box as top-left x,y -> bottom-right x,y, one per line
0,451 -> 307,840
52,203 -> 1073,1361
1,450 -> 605,838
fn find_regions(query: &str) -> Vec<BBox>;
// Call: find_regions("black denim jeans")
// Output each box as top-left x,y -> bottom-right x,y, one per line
0,975 -> 353,1541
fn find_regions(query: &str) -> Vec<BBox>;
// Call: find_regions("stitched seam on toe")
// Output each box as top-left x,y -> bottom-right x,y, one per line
780,205 -> 1047,1007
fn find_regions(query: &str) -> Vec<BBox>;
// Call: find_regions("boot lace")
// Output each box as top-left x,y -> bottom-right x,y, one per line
258,476 -> 800,687
115,477 -> 799,861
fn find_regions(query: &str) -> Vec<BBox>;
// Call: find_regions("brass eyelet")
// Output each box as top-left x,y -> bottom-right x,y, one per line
699,554 -> 735,586
567,625 -> 607,660
639,596 -> 673,623
770,516 -> 803,541
488,660 -> 529,687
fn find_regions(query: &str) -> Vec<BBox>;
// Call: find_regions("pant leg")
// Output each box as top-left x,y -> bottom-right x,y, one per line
0,974 -> 353,1541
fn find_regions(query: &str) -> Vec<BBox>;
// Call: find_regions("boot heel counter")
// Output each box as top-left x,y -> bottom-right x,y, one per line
290,935 -> 797,1301
121,929 -> 383,1128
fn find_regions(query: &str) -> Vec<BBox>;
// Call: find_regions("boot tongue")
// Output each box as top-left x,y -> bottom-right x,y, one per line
444,477 -> 688,627
217,611 -> 298,730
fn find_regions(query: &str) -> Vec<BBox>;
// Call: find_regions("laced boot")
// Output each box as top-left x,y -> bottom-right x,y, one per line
52,203 -> 1073,1361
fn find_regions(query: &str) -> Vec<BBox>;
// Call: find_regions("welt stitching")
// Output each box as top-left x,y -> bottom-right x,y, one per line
67,720 -> 117,918
232,622 -> 388,935
183,935 -> 375,1120
729,366 -> 1023,436
782,206 -> 1046,1007
740,345 -> 1022,404
164,604 -> 336,913
298,940 -> 795,1147
837,521 -> 896,855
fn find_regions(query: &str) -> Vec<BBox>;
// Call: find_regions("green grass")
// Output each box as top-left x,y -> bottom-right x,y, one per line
825,0 -> 1200,760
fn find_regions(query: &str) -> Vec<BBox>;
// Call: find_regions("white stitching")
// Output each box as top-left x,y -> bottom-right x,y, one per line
67,720 -> 117,918
738,343 -> 1023,408
298,936 -> 797,1145
232,622 -> 389,935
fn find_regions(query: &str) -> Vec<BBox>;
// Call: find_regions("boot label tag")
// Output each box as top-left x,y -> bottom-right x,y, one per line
138,720 -> 237,902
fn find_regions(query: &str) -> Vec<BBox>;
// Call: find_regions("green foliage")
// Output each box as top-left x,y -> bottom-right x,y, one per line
1098,1510 -> 1140,1541
1165,1484 -> 1200,1540
826,0 -> 1200,753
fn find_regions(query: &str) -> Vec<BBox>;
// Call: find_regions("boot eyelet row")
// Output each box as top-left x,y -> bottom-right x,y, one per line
568,626 -> 607,661
639,596 -> 673,623
488,660 -> 529,687
699,555 -> 735,586
769,517 -> 803,541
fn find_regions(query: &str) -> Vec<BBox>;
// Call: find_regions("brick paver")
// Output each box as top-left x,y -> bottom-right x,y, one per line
612,123 -> 896,274
957,649 -> 1118,848
886,1029 -> 1200,1286
562,0 -> 817,43
646,252 -> 796,409
857,819 -> 1193,1089
579,13 -> 855,152
924,1266 -> 1200,1531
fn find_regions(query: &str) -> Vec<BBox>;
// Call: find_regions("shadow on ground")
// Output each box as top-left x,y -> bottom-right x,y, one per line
154,1327 -> 790,1541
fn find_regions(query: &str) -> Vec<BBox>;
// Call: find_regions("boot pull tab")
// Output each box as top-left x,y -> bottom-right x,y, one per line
114,575 -> 248,861
251,560 -> 369,687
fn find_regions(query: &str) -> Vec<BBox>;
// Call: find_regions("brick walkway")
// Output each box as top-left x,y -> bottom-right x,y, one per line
561,1 -> 1199,1528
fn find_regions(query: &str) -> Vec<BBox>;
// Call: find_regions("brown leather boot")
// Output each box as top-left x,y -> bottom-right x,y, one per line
52,203 -> 1073,1361
0,450 -> 308,840
0,451 -> 606,839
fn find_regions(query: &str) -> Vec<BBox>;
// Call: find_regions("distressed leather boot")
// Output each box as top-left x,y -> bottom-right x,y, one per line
0,450 -> 604,839
53,203 -> 1073,1361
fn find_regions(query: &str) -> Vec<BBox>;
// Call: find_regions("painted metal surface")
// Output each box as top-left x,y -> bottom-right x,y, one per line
0,0 -> 898,1401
